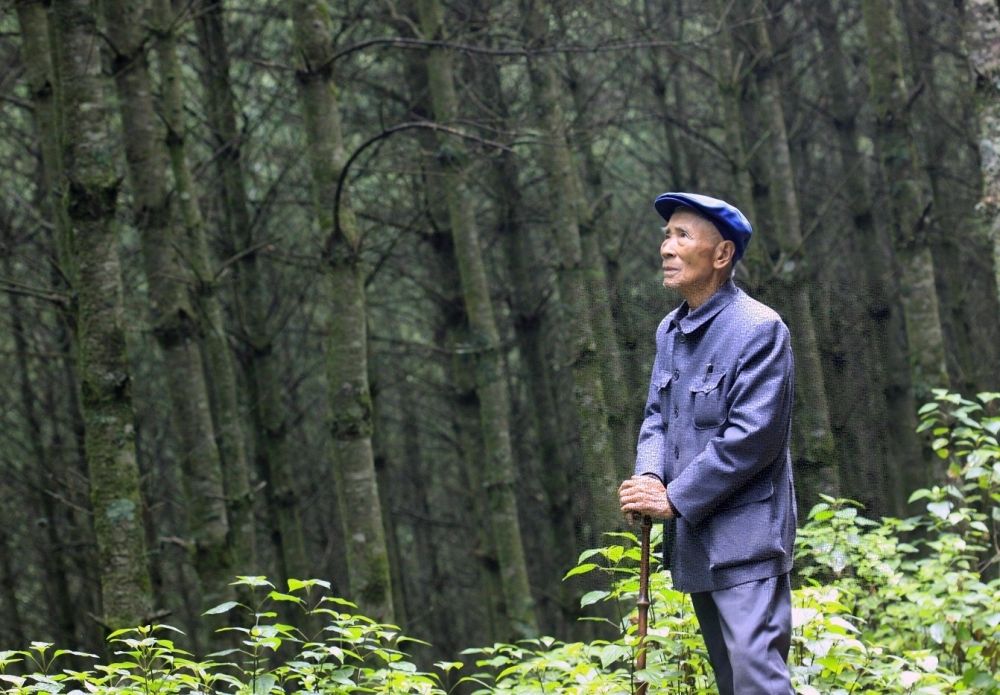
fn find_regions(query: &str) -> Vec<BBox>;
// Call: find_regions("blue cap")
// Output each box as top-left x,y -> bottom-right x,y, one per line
653,192 -> 753,261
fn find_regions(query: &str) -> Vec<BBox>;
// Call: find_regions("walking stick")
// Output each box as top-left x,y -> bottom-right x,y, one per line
635,514 -> 652,695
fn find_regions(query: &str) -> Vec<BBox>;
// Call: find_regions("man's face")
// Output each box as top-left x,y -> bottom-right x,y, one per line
660,208 -> 728,295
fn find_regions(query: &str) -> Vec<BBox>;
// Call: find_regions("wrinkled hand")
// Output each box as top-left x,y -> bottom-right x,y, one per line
618,475 -> 675,520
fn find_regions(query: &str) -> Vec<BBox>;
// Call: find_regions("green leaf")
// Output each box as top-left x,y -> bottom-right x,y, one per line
203,601 -> 242,615
232,576 -> 274,588
319,596 -> 358,608
807,502 -> 829,517
253,673 -> 276,695
579,590 -> 609,607
287,578 -> 331,592
963,669 -> 998,688
908,489 -> 931,503
927,501 -> 952,519
434,661 -> 463,674
266,591 -> 304,604
563,563 -> 599,580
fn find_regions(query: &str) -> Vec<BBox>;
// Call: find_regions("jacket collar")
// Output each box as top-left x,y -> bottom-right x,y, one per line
668,279 -> 740,336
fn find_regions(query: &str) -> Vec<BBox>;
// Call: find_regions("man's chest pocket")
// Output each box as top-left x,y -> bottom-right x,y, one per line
690,369 -> 727,429
655,371 -> 673,426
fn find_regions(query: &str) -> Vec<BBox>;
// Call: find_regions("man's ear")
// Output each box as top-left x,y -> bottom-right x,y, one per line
714,239 -> 735,269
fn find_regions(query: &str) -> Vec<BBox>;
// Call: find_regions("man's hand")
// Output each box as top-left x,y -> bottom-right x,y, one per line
618,475 -> 675,520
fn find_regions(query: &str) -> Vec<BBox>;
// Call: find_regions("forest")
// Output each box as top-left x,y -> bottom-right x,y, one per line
0,0 -> 998,692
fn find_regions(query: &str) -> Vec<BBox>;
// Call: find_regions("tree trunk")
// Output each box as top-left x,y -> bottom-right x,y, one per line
289,0 -> 394,622
962,0 -> 1000,301
812,1 -> 923,513
0,520 -> 25,647
5,264 -> 76,644
14,0 -> 79,644
51,0 -> 153,629
861,0 -> 950,401
150,0 -> 257,573
416,0 -> 539,639
194,0 -> 307,582
552,4 -> 635,468
521,0 -> 620,537
14,0 -> 73,284
479,50 -> 577,635
395,40 -> 508,643
899,0 -> 1000,395
99,0 -> 233,608
741,0 -> 841,502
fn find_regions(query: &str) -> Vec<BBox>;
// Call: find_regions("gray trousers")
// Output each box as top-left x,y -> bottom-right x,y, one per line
690,573 -> 794,695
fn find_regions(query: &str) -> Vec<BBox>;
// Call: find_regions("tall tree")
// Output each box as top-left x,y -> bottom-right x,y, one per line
290,0 -> 394,621
194,0 -> 308,582
961,0 -> 1000,299
861,0 -> 950,401
553,4 -> 636,463
99,0 -> 233,608
150,0 -> 256,571
416,0 -> 539,638
739,0 -> 840,501
811,0 -> 923,511
482,52 -> 578,633
898,0 -> 1000,394
521,0 -> 621,534
14,0 -> 79,644
50,0 -> 153,629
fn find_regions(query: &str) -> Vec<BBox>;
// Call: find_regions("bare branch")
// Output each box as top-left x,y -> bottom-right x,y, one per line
333,120 -> 513,243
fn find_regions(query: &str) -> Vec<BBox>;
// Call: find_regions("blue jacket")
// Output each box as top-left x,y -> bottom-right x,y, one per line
634,280 -> 797,593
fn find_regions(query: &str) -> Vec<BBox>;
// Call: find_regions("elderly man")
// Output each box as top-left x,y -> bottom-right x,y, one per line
618,192 -> 797,694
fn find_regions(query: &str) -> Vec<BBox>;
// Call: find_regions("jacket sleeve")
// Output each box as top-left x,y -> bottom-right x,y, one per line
634,320 -> 670,480
666,318 -> 794,526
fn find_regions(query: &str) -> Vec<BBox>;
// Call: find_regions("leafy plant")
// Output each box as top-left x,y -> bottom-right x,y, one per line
0,393 -> 995,693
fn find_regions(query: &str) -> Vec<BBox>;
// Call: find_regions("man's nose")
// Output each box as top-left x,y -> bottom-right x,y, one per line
661,238 -> 675,258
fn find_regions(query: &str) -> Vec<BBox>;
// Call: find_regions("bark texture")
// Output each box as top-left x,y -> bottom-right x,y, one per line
964,0 -> 1000,296
100,0 -> 233,607
150,0 -> 257,572
521,0 -> 620,536
417,0 -> 539,639
290,0 -> 394,622
741,0 -> 841,501
52,0 -> 153,629
194,0 -> 308,582
861,0 -> 950,399
812,1 -> 923,512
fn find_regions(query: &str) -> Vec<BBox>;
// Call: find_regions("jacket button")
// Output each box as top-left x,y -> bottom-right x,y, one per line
673,369 -> 680,380
673,404 -> 679,417
674,446 -> 680,459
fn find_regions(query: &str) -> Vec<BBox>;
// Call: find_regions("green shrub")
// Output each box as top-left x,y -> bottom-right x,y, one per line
1,391 -> 996,693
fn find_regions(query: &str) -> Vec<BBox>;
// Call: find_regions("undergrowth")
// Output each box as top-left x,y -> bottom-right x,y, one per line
0,391 -> 996,694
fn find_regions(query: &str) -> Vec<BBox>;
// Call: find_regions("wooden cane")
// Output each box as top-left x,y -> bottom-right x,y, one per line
635,514 -> 652,695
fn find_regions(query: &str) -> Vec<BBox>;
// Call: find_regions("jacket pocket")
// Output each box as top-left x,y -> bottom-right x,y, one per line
698,495 -> 786,571
690,369 -> 727,429
718,475 -> 774,510
656,371 -> 673,426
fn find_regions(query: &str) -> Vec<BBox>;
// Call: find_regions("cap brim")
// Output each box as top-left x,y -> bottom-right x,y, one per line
654,193 -> 709,222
